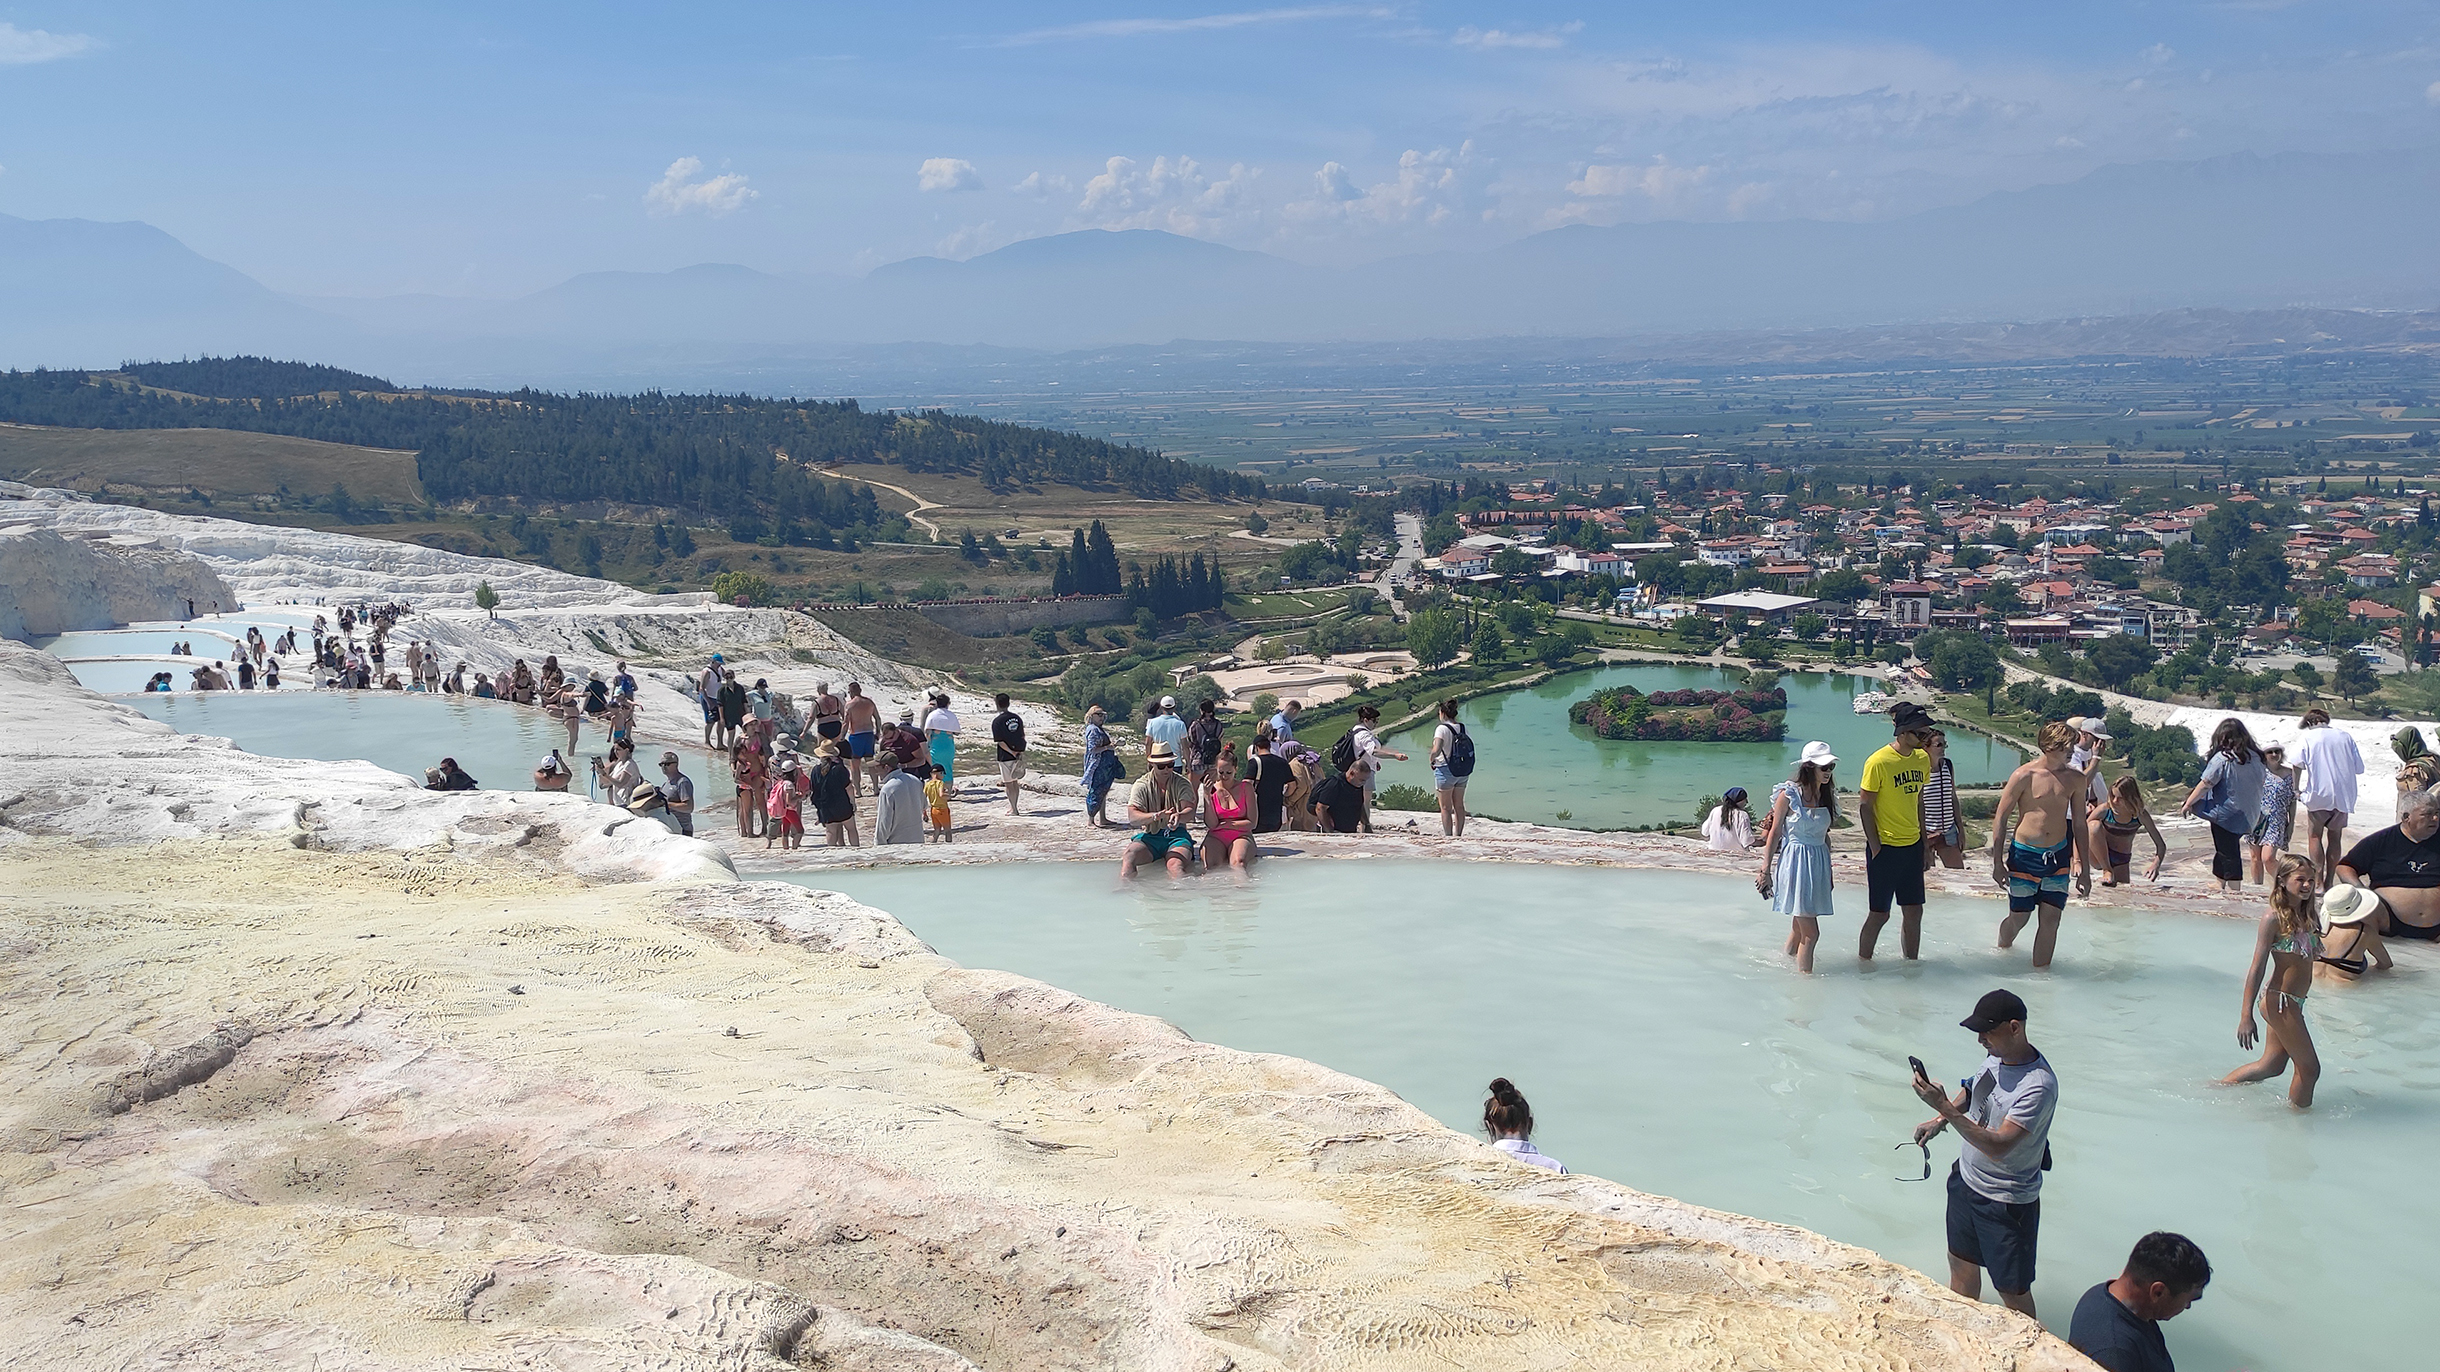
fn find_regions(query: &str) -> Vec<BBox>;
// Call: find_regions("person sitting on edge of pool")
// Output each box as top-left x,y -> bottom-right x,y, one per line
2069,1232 -> 2212,1372
2333,789 -> 2440,942
426,757 -> 478,791
1482,1077 -> 1566,1173
1311,755 -> 1370,835
1120,741 -> 1200,880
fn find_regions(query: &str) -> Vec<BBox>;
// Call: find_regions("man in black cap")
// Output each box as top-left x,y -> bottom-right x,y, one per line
1912,988 -> 2058,1317
1859,700 -> 1936,959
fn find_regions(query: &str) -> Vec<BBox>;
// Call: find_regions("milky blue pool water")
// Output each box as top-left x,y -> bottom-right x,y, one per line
777,860 -> 2438,1372
122,691 -> 733,802
1370,663 -> 2021,829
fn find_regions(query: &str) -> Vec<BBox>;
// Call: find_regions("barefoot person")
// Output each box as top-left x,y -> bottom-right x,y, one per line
1912,989 -> 2058,1319
2069,1232 -> 2213,1372
2250,744 -> 2297,887
842,682 -> 881,796
1202,747 -> 1258,876
1081,704 -> 1120,828
2095,776 -> 2167,887
1922,728 -> 1967,869
2180,719 -> 2267,895
1427,699 -> 1475,837
2293,707 -> 2363,886
2222,854 -> 2324,1108
1119,742 -> 1199,880
2334,789 -> 2440,942
1757,741 -> 1838,973
989,692 -> 1029,817
1988,721 -> 2093,970
1481,1078 -> 1566,1173
1859,702 -> 1935,961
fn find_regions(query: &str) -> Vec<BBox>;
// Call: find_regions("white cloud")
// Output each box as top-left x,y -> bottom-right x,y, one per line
1452,22 -> 1582,51
1284,144 -> 1485,231
1011,170 -> 1073,197
999,6 -> 1390,45
917,157 -> 982,192
1568,157 -> 1712,209
0,21 -> 92,64
1075,154 -> 1259,235
643,157 -> 757,216
2428,79 -> 2440,105
2140,43 -> 2177,67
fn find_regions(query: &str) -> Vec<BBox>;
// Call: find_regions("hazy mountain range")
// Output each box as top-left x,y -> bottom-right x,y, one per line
5,149 -> 2438,389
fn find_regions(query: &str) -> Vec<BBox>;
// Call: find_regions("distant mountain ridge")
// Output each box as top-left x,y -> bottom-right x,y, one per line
7,149 -> 2439,381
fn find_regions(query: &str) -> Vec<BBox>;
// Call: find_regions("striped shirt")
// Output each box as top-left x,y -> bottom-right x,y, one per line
1919,756 -> 1959,841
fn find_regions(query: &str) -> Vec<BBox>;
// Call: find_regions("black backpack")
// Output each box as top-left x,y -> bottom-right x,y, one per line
1187,715 -> 1224,763
1445,722 -> 1475,777
1329,731 -> 1359,774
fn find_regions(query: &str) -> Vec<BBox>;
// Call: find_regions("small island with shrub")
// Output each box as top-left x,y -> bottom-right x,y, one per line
1569,684 -> 1788,742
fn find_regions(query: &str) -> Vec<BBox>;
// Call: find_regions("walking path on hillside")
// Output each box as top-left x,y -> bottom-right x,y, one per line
822,471 -> 943,541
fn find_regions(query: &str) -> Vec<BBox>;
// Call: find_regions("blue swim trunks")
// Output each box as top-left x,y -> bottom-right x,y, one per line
847,730 -> 876,758
2006,836 -> 2072,911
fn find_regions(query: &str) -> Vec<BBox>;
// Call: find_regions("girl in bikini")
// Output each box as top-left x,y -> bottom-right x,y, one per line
2096,775 -> 2167,886
1203,746 -> 1258,877
2222,854 -> 2323,1109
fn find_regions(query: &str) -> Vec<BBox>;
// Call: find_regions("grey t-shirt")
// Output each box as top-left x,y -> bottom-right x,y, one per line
1957,1051 -> 2058,1205
659,770 -> 695,811
2198,752 -> 2268,832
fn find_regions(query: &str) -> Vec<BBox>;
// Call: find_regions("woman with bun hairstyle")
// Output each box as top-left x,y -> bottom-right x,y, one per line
1482,1078 -> 1566,1173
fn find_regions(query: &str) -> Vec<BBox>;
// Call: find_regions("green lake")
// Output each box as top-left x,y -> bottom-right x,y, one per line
1370,662 -> 2024,830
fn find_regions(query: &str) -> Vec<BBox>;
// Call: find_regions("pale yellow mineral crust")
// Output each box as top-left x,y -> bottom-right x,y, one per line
0,839 -> 2089,1370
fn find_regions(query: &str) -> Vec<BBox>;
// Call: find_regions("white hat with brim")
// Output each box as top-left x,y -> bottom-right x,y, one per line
1146,742 -> 1178,764
1798,740 -> 1838,768
2320,883 -> 2383,931
625,783 -> 665,814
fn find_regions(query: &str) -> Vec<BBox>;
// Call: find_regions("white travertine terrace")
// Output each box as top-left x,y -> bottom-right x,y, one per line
0,495 -> 2095,1370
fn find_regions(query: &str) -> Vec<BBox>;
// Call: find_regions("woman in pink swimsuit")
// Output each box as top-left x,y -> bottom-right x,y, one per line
1203,746 -> 1258,876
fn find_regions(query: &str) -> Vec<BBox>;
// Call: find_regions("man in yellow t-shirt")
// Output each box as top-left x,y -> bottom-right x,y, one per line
1859,701 -> 1935,961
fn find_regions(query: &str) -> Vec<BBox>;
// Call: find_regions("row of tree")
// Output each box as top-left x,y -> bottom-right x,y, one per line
0,363 -> 1265,515
1050,523 -> 1125,596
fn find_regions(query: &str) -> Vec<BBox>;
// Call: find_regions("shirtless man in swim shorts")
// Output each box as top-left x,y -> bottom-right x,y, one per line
842,682 -> 881,795
1988,720 -> 2092,970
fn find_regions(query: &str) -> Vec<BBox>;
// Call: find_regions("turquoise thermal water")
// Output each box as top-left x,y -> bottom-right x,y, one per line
121,692 -> 735,802
38,629 -> 249,658
1370,663 -> 2022,829
778,860 -> 2437,1372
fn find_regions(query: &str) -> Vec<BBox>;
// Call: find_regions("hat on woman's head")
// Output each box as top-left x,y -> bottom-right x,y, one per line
2320,883 -> 2383,931
1798,740 -> 1838,768
1723,786 -> 1747,805
625,783 -> 664,813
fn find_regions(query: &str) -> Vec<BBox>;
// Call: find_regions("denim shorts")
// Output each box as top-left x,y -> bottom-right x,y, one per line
1432,765 -> 1461,790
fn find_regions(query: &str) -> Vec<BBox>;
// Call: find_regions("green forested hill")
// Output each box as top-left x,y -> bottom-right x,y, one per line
0,359 -> 1267,516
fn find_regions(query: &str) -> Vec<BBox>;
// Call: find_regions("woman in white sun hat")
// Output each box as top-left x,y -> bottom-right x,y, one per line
2312,880 -> 2391,982
1758,739 -> 1840,974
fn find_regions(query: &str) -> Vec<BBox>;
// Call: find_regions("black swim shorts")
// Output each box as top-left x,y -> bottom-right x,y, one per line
1867,840 -> 1927,912
1947,1164 -> 2040,1295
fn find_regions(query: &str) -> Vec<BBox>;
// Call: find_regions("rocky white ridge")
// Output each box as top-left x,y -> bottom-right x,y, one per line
0,633 -> 2088,1371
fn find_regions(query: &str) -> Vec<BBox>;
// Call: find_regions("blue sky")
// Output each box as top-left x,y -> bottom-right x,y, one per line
3,2 -> 2435,297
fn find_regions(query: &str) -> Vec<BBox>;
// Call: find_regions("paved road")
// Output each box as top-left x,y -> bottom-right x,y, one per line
1384,512 -> 1424,614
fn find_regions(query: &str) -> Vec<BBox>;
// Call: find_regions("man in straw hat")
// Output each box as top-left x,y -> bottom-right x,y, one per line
1120,740 -> 1200,880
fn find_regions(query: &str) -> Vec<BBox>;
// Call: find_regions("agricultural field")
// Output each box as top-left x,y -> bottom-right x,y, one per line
0,423 -> 425,504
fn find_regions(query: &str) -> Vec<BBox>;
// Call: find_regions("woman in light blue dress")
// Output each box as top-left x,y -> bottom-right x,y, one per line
1757,741 -> 1839,973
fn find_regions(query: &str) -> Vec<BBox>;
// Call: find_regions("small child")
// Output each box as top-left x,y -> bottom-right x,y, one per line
924,765 -> 954,843
766,761 -> 804,850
